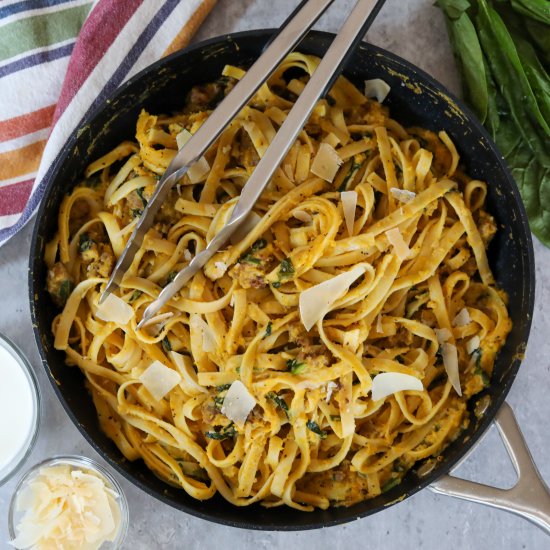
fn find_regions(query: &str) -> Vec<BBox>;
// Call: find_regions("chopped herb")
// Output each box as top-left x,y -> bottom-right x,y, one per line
129,290 -> 143,302
162,336 -> 172,353
205,422 -> 236,440
167,271 -> 178,284
267,392 -> 289,417
240,254 -> 261,265
392,460 -> 406,473
395,355 -> 405,364
278,258 -> 294,280
286,358 -> 306,375
239,239 -> 266,265
272,281 -> 281,289
78,232 -> 93,252
264,322 -> 272,338
338,160 -> 363,192
472,349 -> 489,387
175,460 -> 209,481
136,187 -> 148,208
131,208 -> 143,218
472,348 -> 482,369
251,239 -> 267,251
213,384 -> 231,408
58,280 -> 74,304
381,477 -> 401,493
306,420 -> 328,439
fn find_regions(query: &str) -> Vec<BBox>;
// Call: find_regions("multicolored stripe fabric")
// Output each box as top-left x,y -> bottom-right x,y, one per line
0,0 -> 217,246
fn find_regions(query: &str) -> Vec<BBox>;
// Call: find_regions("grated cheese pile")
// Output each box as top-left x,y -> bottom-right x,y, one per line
10,464 -> 121,550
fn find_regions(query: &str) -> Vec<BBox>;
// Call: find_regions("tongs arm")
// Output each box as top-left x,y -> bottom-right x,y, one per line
101,0 -> 336,302
137,0 -> 386,328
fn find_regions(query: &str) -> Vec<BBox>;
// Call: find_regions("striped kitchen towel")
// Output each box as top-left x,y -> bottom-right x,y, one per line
0,0 -> 217,247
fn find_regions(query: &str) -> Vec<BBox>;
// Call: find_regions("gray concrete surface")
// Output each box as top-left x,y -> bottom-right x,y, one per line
1,1 -> 549,548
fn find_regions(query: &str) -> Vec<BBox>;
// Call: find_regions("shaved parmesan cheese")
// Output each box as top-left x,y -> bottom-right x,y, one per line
435,327 -> 452,345
191,315 -> 217,353
230,211 -> 262,244
311,142 -> 343,182
466,335 -> 481,355
176,128 -> 192,149
385,227 -> 410,260
453,307 -> 471,327
96,294 -> 134,325
364,78 -> 391,103
371,372 -> 423,401
170,351 -> 208,395
293,210 -> 312,224
299,265 -> 366,331
139,360 -> 181,401
10,463 -> 122,550
187,157 -> 210,183
176,129 -> 210,183
326,381 -> 338,402
341,191 -> 357,236
441,342 -> 462,396
221,380 -> 256,426
390,187 -> 416,203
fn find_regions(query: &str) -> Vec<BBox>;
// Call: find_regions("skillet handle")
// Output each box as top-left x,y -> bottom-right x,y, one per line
429,402 -> 550,535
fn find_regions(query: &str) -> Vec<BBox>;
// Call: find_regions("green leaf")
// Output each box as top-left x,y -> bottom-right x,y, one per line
511,0 -> 550,25
58,280 -> 74,304
129,290 -> 143,302
286,358 -> 306,375
381,477 -> 401,493
78,232 -> 94,252
306,420 -> 328,438
162,336 -> 172,353
239,254 -> 261,265
436,0 -> 471,20
267,392 -> 289,416
205,422 -> 236,440
251,239 -> 267,252
278,258 -> 294,279
338,160 -> 363,192
441,6 -> 488,122
264,322 -> 272,338
136,187 -> 148,208
477,0 -> 550,136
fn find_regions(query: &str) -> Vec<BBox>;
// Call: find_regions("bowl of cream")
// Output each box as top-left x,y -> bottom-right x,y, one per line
0,332 -> 40,486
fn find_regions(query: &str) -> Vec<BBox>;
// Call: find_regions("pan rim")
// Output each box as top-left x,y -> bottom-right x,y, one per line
28,28 -> 535,531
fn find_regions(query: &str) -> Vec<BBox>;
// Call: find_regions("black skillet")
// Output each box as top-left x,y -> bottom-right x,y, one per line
29,30 -> 549,531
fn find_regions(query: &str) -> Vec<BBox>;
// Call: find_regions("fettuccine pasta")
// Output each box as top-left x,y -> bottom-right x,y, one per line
45,53 -> 511,509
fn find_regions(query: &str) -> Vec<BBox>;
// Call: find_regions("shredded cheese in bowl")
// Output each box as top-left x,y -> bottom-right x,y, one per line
8,456 -> 128,550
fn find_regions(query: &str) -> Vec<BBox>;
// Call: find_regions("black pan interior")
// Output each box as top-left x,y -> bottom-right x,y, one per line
29,30 -> 535,530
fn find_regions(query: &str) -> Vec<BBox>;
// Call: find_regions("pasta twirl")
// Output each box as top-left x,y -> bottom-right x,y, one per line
45,53 -> 511,510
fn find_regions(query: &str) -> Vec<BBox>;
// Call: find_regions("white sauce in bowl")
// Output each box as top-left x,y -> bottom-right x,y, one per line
0,335 -> 39,483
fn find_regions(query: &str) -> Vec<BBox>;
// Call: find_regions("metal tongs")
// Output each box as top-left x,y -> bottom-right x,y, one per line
100,0 -> 386,329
